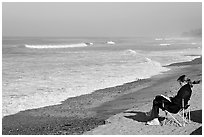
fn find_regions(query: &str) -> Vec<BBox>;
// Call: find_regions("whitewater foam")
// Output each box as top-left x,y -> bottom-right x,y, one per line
155,38 -> 163,41
3,36 -> 202,118
106,41 -> 116,45
2,55 -> 169,117
159,43 -> 171,46
124,49 -> 138,56
25,43 -> 88,49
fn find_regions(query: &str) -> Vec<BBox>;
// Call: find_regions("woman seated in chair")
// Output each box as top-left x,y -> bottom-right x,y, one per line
146,75 -> 201,125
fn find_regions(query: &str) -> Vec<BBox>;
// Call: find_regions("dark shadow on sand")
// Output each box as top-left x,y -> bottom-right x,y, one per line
190,109 -> 202,135
190,126 -> 202,135
123,111 -> 150,122
190,109 -> 202,123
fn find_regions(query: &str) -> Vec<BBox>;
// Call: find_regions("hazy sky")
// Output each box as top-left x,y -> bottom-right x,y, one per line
2,2 -> 202,37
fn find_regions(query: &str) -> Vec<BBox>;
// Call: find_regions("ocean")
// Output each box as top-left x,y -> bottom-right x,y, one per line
2,36 -> 202,117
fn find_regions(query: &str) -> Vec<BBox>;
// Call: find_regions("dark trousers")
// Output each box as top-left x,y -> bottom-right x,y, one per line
150,95 -> 181,119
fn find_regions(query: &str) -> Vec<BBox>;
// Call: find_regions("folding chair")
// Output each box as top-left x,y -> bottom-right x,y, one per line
163,99 -> 191,127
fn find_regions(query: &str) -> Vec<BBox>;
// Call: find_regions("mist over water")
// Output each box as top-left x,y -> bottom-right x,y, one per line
2,36 -> 202,117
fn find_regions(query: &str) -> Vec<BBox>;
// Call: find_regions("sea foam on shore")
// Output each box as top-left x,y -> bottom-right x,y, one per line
2,37 -> 202,117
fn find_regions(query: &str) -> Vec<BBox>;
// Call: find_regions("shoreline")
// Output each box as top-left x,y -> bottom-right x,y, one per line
2,55 -> 200,118
92,57 -> 202,119
85,58 -> 202,135
2,57 -> 202,135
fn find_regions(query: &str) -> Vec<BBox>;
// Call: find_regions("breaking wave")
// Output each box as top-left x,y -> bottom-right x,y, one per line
145,57 -> 163,66
155,38 -> 163,41
160,43 -> 171,46
124,49 -> 138,56
25,43 -> 88,49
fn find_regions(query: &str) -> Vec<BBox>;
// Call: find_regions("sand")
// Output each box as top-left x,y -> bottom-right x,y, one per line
2,57 -> 202,135
84,69 -> 202,135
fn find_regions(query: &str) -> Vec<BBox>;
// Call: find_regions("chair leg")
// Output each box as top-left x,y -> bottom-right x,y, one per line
178,113 -> 188,124
165,111 -> 182,127
182,99 -> 185,127
188,107 -> 191,123
188,100 -> 191,123
163,99 -> 191,127
183,108 -> 185,127
182,107 -> 191,124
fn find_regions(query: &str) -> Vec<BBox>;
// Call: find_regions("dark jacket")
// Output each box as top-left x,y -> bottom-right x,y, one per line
171,83 -> 192,107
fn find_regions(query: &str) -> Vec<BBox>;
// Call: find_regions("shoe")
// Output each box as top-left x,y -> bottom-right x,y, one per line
146,118 -> 160,125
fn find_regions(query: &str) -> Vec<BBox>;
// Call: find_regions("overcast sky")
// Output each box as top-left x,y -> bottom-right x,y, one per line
2,2 -> 202,37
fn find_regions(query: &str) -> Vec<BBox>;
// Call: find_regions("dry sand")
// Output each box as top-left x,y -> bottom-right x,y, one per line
85,72 -> 202,135
84,58 -> 202,135
2,57 -> 202,135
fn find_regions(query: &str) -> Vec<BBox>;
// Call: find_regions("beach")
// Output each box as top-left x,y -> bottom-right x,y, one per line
2,2 -> 202,135
2,57 -> 202,135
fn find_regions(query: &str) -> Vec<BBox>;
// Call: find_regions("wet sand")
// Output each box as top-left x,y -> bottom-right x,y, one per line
2,57 -> 202,135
